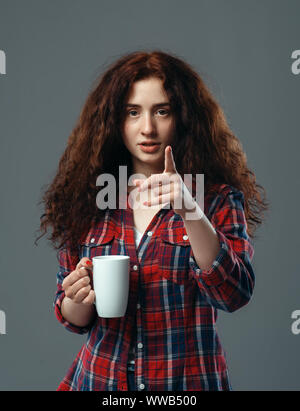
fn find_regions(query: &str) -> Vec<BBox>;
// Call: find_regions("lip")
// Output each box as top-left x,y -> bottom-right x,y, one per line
139,142 -> 161,145
138,143 -> 161,153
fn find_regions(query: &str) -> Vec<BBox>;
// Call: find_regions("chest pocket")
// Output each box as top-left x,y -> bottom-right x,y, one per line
79,231 -> 115,260
159,226 -> 192,285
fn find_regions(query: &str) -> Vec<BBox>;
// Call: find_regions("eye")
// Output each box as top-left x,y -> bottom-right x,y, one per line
128,110 -> 138,117
126,108 -> 170,117
157,109 -> 169,116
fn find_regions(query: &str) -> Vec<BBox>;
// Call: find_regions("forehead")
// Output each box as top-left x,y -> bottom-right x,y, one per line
126,77 -> 169,103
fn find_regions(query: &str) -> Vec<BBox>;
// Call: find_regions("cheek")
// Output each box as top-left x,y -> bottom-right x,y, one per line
162,118 -> 175,133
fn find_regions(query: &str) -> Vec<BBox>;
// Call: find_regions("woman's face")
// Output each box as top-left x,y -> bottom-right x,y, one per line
122,77 -> 175,176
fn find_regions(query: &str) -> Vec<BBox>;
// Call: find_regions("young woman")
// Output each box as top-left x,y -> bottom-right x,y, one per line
37,50 -> 269,391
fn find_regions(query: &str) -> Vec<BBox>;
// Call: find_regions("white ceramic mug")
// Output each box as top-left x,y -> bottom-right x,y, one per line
92,255 -> 130,318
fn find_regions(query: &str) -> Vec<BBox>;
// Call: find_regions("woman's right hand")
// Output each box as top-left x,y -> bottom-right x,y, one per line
62,257 -> 95,305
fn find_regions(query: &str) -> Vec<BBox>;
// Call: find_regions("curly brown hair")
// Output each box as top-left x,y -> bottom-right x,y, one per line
36,49 -> 269,253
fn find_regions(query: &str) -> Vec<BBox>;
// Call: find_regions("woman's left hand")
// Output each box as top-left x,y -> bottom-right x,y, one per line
133,146 -> 196,218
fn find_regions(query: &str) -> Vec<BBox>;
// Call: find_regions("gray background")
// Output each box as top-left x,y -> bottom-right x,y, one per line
0,0 -> 299,391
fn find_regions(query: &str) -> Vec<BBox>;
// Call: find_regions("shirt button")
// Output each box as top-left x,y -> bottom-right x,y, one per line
139,383 -> 145,390
183,235 -> 188,241
137,303 -> 141,309
133,265 -> 138,271
147,231 -> 152,237
137,342 -> 143,349
90,238 -> 95,243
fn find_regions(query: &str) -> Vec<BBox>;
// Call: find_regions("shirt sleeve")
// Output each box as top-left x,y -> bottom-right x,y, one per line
54,245 -> 95,334
189,186 -> 255,313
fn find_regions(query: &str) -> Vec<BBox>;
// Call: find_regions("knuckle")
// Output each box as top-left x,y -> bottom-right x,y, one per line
76,288 -> 89,303
79,285 -> 90,295
71,269 -> 79,278
73,295 -> 81,303
78,268 -> 87,277
82,276 -> 89,285
65,288 -> 72,298
82,295 -> 93,305
75,288 -> 85,299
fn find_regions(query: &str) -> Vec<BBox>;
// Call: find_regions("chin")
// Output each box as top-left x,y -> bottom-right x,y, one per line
132,152 -> 163,167
139,152 -> 163,162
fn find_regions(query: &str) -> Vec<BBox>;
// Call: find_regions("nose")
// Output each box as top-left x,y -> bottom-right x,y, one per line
141,112 -> 156,136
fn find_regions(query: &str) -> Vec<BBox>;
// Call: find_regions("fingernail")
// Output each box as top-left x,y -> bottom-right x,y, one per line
86,260 -> 92,266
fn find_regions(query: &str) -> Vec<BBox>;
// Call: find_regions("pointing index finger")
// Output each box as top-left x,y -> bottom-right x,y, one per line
164,146 -> 176,173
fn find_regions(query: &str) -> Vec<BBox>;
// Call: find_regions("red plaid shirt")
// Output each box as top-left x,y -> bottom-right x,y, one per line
54,183 -> 255,391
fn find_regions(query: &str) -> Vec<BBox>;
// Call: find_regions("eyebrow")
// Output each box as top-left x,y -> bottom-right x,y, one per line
125,102 -> 170,108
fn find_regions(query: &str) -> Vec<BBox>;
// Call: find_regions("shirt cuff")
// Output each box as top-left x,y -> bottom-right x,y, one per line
54,292 -> 93,335
189,229 -> 236,287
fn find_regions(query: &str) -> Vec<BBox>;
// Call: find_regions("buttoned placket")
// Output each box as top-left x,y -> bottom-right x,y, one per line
132,231 -> 154,392
121,203 -> 171,391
